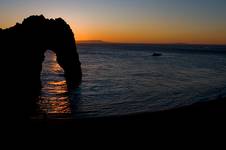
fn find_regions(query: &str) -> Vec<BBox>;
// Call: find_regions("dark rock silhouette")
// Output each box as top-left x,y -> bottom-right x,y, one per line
1,15 -> 82,118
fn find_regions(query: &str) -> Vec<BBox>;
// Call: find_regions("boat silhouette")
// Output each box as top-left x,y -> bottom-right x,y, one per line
152,52 -> 162,56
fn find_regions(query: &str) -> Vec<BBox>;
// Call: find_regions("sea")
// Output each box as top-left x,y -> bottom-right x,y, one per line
39,44 -> 226,118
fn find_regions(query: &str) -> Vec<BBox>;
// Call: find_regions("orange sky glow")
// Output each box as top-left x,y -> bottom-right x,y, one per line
1,0 -> 226,45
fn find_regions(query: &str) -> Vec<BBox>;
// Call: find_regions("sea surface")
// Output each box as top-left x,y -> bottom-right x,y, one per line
39,44 -> 226,118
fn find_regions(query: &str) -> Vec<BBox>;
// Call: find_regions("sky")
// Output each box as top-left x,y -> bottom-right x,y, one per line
0,0 -> 226,44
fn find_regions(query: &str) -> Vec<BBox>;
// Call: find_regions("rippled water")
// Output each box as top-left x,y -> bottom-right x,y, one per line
39,51 -> 70,114
39,44 -> 226,118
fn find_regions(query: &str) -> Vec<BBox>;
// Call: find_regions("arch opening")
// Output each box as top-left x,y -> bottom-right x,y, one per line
39,50 -> 71,114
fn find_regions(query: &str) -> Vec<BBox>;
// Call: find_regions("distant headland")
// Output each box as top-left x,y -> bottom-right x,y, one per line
77,40 -> 108,44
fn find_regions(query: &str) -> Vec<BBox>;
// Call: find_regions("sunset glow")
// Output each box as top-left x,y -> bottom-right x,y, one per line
1,0 -> 226,44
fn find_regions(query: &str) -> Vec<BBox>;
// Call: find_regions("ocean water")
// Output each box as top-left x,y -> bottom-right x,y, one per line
39,44 -> 226,118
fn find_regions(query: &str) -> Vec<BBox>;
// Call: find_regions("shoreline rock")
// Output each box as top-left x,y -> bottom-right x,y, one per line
1,15 -> 82,117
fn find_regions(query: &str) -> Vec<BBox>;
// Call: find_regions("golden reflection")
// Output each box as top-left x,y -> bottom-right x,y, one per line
39,50 -> 71,114
39,80 -> 71,114
48,80 -> 66,85
51,63 -> 63,73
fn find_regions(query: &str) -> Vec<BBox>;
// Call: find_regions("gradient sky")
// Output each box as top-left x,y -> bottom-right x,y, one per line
1,0 -> 226,44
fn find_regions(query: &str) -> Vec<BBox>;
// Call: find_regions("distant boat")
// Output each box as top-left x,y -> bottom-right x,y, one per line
152,52 -> 162,56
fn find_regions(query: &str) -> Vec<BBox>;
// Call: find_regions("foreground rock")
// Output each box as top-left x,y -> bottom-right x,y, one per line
1,15 -> 82,117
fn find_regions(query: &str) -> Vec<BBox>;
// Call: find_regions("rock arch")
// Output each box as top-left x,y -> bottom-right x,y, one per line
1,15 -> 82,116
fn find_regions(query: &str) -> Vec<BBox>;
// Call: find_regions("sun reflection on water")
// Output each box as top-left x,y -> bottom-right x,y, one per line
38,50 -> 71,114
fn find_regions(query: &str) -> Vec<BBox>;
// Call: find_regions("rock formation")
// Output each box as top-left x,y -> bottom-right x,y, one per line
1,15 -> 82,117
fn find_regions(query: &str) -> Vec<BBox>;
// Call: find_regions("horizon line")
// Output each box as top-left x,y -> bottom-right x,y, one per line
76,40 -> 226,46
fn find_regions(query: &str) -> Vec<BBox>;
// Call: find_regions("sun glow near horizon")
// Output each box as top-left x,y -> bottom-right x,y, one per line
73,23 -> 226,44
1,0 -> 226,45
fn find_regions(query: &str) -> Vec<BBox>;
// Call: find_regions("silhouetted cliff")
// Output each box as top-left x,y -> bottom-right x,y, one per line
1,15 -> 82,118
